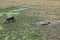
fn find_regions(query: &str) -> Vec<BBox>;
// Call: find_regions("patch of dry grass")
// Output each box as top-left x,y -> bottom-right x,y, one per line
0,0 -> 60,9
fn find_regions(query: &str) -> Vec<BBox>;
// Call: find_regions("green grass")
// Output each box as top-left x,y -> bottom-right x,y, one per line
0,5 -> 60,40
0,5 -> 43,40
0,25 -> 4,30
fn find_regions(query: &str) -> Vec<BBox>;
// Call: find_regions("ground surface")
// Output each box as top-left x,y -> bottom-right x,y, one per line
0,5 -> 60,40
0,0 -> 60,9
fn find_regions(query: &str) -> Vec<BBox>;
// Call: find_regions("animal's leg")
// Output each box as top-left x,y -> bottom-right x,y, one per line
12,19 -> 16,22
6,20 -> 10,23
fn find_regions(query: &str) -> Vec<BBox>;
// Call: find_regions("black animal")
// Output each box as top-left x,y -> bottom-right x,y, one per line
3,16 -> 15,23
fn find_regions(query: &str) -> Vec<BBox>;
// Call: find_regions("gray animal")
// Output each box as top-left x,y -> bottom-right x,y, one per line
35,21 -> 51,26
3,16 -> 15,23
40,22 -> 50,26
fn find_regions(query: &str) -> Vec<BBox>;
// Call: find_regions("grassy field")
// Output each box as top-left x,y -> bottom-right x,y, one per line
0,5 -> 60,40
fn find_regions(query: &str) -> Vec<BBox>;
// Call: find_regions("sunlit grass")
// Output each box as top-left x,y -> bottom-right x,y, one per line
0,25 -> 4,30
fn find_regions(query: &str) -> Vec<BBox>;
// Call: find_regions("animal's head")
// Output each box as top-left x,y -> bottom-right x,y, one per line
48,22 -> 50,24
